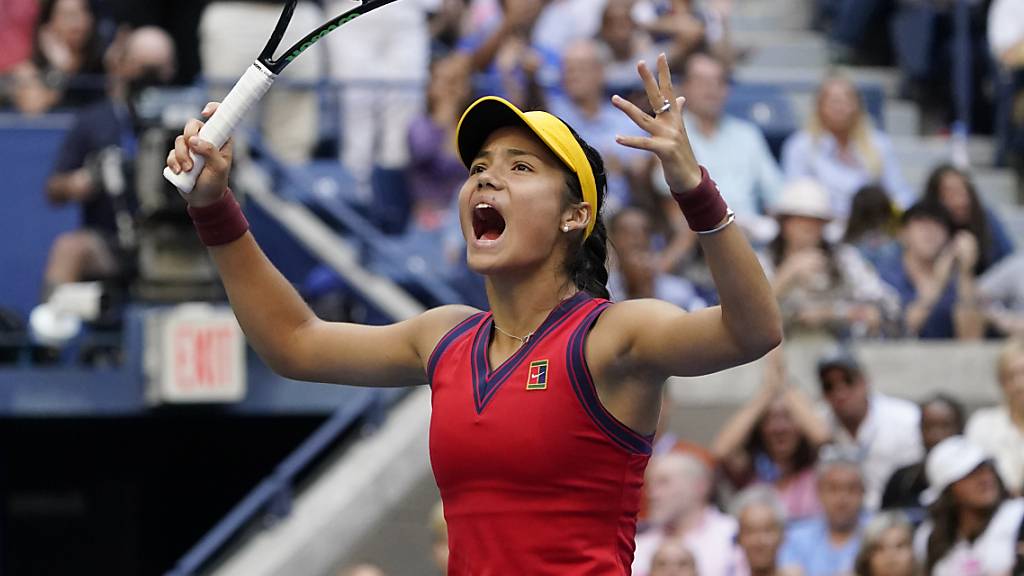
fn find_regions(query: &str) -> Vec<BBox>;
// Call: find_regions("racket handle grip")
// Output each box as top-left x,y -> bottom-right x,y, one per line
163,61 -> 277,194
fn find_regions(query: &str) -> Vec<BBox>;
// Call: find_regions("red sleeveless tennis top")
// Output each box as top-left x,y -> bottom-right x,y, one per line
428,292 -> 653,575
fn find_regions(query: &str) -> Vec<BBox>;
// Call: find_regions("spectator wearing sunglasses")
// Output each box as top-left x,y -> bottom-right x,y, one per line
816,347 -> 922,511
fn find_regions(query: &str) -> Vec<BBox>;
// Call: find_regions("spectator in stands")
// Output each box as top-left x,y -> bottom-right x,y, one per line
545,39 -> 648,210
874,201 -> 986,339
979,253 -> 1024,336
407,53 -> 474,231
920,164 -> 1014,276
713,350 -> 830,521
989,0 -> 1024,199
11,0 -> 108,115
730,486 -> 790,576
965,338 -> 1024,496
0,0 -> 39,75
915,435 -> 1024,576
659,52 -> 783,247
607,207 -> 706,311
429,500 -> 448,575
458,0 -> 556,110
329,0 -> 438,181
781,74 -> 912,218
427,0 -> 468,57
779,444 -> 869,576
880,394 -> 965,524
40,27 -> 175,301
529,0 -> 606,56
199,0 -> 322,164
648,541 -> 698,576
631,0 -> 735,70
816,347 -> 922,511
886,0 -> 994,135
633,451 -> 738,576
841,184 -> 900,270
596,0 -> 662,99
762,179 -> 900,338
852,512 -> 917,576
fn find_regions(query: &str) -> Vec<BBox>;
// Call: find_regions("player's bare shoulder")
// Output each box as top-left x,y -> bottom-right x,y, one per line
587,298 -> 690,359
411,304 -> 482,364
598,298 -> 687,332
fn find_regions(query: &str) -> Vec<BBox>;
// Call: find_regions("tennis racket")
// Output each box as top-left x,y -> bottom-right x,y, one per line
164,0 -> 400,193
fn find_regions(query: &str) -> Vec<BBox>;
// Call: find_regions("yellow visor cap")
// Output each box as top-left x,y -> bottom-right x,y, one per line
455,96 -> 598,239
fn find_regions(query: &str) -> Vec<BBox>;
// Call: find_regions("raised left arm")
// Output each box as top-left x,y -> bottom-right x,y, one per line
607,54 -> 782,378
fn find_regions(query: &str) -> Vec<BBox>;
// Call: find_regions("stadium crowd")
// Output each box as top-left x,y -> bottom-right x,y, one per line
3,0 -> 1024,574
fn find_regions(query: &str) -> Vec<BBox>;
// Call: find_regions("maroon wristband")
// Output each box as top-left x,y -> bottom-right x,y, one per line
187,187 -> 249,247
670,166 -> 729,232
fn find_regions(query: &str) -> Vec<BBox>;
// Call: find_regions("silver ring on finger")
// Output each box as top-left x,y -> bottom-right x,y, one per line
654,99 -> 672,115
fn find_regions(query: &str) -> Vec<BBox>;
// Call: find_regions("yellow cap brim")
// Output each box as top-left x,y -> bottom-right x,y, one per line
455,96 -> 598,239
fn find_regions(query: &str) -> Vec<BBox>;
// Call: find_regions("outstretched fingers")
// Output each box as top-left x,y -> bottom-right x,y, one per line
655,54 -> 677,111
611,94 -> 655,131
637,59 -> 664,113
614,134 -> 658,152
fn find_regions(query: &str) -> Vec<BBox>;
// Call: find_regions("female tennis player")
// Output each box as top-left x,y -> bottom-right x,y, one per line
167,53 -> 781,575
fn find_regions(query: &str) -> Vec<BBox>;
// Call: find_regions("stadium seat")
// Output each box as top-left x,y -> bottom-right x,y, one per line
726,83 -> 799,158
280,159 -> 366,209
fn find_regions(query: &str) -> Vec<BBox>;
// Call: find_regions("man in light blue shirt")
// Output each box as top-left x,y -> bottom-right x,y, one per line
779,445 -> 870,576
666,53 -> 784,228
546,39 -> 648,211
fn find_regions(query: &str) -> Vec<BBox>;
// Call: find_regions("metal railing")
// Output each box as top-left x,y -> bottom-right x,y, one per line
165,387 -> 404,576
250,137 -> 464,307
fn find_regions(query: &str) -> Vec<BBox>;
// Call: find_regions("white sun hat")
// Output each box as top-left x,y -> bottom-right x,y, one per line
920,435 -> 991,506
771,178 -> 835,221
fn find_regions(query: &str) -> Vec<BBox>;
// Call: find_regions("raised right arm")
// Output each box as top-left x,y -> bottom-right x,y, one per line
208,232 -> 475,386
168,104 -> 476,387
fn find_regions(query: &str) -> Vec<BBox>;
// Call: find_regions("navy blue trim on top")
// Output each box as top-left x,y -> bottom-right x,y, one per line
567,303 -> 654,455
427,312 -> 486,386
471,291 -> 592,414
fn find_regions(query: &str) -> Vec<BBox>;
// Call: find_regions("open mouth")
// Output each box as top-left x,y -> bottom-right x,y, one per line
472,203 -> 506,241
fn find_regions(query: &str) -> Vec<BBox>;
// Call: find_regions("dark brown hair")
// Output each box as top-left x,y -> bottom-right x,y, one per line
560,124 -> 610,300
843,184 -> 898,244
925,463 -> 1007,574
921,164 -> 993,275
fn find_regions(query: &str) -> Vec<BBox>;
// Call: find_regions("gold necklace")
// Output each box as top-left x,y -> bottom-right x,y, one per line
492,323 -> 534,344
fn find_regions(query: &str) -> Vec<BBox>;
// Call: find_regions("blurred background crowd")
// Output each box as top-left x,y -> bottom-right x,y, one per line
2,0 -> 1024,574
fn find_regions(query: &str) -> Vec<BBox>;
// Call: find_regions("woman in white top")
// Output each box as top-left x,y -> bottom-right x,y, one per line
966,338 -> 1024,496
781,73 -> 911,217
914,436 -> 1024,576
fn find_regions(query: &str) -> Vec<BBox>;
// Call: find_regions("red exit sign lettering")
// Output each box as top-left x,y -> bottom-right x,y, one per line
158,307 -> 246,403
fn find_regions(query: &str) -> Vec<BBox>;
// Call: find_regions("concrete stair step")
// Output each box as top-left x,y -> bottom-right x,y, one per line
731,0 -> 815,32
734,65 -> 903,97
891,135 -> 997,169
884,100 -> 921,137
740,32 -> 831,69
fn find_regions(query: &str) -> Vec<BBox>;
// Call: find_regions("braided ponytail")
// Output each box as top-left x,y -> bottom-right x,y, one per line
573,218 -> 611,299
560,126 -> 610,300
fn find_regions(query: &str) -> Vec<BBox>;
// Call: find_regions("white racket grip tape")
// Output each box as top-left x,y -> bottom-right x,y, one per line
163,61 -> 277,194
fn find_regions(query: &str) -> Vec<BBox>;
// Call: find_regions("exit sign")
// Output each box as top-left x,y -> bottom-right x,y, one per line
153,305 -> 246,403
